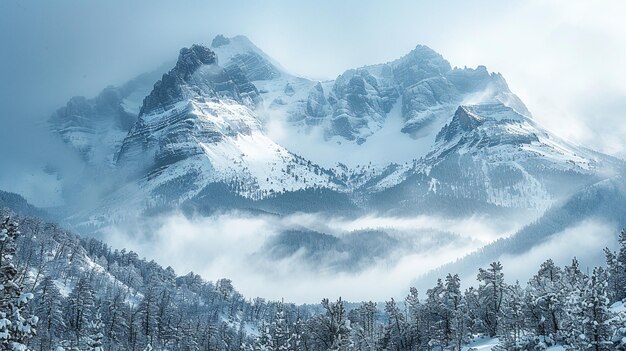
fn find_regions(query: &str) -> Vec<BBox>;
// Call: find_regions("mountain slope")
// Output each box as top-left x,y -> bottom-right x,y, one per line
360,102 -> 622,214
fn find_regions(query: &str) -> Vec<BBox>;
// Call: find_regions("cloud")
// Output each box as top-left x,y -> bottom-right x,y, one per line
101,211 -> 526,303
496,218 -> 618,285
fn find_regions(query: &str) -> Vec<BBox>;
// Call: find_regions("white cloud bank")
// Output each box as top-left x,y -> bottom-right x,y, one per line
102,212 -> 620,304
102,211 -> 526,303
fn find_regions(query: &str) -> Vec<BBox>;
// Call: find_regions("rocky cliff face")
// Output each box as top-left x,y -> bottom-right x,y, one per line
243,41 -> 530,146
116,44 -> 261,171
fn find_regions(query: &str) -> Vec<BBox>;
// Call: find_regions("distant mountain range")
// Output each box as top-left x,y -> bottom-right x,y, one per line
45,35 -> 624,227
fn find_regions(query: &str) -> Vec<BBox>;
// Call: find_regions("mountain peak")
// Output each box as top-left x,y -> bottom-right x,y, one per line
137,45 -> 224,116
435,105 -> 483,143
209,35 -> 283,81
395,45 -> 451,71
211,34 -> 230,48
454,105 -> 483,130
175,45 -> 217,79
391,44 -> 452,89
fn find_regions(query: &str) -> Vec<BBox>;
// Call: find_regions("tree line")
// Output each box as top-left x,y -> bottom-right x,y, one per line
1,210 -> 625,350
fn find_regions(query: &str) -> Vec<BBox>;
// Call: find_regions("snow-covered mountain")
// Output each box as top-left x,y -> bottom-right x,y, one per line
45,35 -> 624,228
357,102 -> 620,214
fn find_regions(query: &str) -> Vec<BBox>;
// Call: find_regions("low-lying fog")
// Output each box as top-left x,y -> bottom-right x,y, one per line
99,210 -> 615,303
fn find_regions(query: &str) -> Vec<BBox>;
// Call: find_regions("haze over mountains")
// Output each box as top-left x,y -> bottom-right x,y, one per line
7,34 -> 626,300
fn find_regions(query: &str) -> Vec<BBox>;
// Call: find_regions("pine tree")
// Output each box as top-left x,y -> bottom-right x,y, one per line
424,278 -> 445,349
581,267 -> 613,351
34,276 -> 65,351
498,281 -> 525,350
138,284 -> 160,347
65,277 -> 95,348
308,298 -> 351,351
0,218 -> 38,351
257,301 -> 294,351
102,290 -> 128,349
351,301 -> 377,351
476,261 -> 506,337
444,273 -> 467,350
383,298 -> 410,350
605,229 -> 626,302
562,283 -> 586,350
404,287 -> 421,349
613,310 -> 626,351
561,258 -> 588,349
86,312 -> 104,351
526,259 -> 564,342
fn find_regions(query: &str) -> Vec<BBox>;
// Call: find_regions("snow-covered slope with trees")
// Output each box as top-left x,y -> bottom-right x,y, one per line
2,202 -> 626,351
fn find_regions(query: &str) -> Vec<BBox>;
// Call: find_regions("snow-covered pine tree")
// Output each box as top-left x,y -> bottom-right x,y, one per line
562,282 -> 586,350
101,290 -> 128,349
351,301 -> 377,351
34,276 -> 65,350
463,286 -> 482,338
476,261 -> 506,337
582,267 -> 613,351
308,298 -> 351,351
65,277 -> 95,349
497,281 -> 526,350
423,278 -> 446,349
383,298 -> 410,350
560,258 -> 588,349
404,287 -> 421,348
256,300 -> 295,351
605,229 -> 626,303
0,217 -> 38,351
613,308 -> 626,351
272,301 -> 292,350
526,259 -> 564,343
86,312 -> 104,351
444,273 -> 467,350
563,257 -> 588,292
138,283 -> 160,347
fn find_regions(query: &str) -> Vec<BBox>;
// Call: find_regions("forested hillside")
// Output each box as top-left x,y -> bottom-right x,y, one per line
1,208 -> 626,351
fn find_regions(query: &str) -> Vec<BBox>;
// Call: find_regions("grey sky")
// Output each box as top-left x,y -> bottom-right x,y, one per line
1,0 -> 624,186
